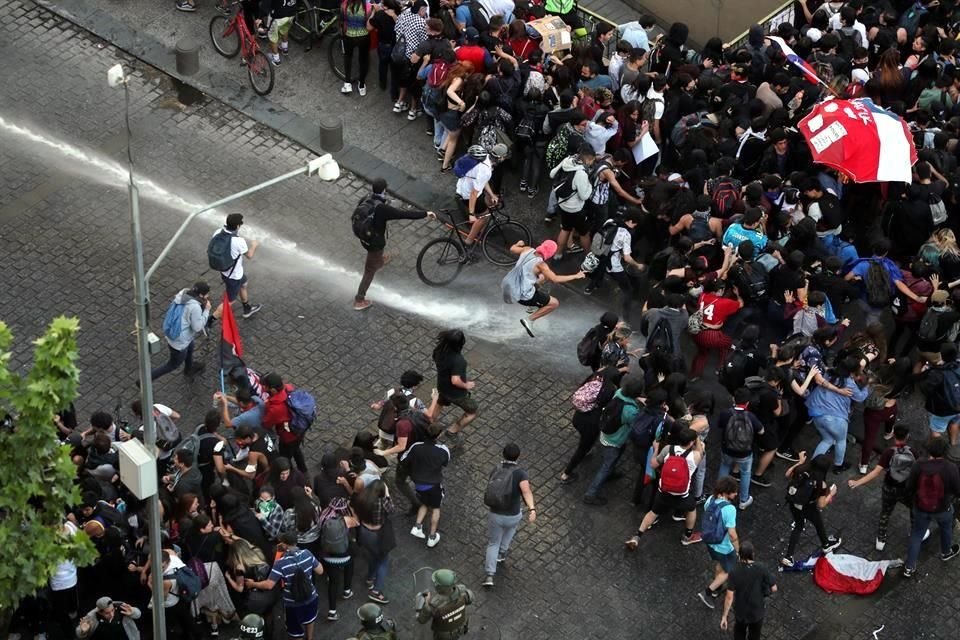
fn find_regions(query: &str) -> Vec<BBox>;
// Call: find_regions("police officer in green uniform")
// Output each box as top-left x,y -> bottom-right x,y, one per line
415,569 -> 475,640
356,603 -> 398,640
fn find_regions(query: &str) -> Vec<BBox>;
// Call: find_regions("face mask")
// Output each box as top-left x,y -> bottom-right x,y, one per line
581,75 -> 591,82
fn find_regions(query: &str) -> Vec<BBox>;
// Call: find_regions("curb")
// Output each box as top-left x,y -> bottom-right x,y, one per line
33,0 -> 455,212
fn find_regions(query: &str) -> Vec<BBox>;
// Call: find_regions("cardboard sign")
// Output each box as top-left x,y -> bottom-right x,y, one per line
529,16 -> 572,53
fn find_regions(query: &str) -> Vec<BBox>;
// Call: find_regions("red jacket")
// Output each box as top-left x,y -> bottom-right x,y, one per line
263,384 -> 296,444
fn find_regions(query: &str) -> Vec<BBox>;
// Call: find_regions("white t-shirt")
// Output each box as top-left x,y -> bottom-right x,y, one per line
213,228 -> 249,280
162,554 -> 186,607
50,521 -> 79,591
456,160 -> 493,201
607,227 -> 633,273
478,0 -> 514,19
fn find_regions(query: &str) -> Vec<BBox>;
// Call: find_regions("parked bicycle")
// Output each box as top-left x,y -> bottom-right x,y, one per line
209,2 -> 276,96
289,0 -> 347,80
416,205 -> 532,287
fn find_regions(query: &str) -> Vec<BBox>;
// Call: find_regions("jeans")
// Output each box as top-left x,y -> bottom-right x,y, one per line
356,249 -> 385,301
812,415 -> 849,465
342,34 -> 370,85
906,506 -> 954,569
151,341 -> 194,380
485,511 -> 522,575
785,503 -> 830,558
718,452 -> 754,504
357,525 -> 389,593
692,452 -> 707,499
584,444 -> 623,498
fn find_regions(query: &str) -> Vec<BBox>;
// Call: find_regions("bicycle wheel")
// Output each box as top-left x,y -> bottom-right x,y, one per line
328,35 -> 346,81
209,15 -> 240,58
289,0 -> 315,44
248,50 -> 276,95
482,220 -> 532,266
417,238 -> 465,286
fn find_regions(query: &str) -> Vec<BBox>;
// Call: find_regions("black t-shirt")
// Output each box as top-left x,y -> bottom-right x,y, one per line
490,462 -> 530,516
313,471 -> 350,508
369,10 -> 396,45
728,562 -> 776,623
751,385 -> 780,427
435,351 -> 468,399
768,265 -> 805,303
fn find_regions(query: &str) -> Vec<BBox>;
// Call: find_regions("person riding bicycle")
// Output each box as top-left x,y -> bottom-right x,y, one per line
455,145 -> 500,256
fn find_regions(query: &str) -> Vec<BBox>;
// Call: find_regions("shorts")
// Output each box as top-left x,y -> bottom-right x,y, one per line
518,289 -> 550,308
268,16 -> 293,44
651,490 -> 696,515
707,546 -> 738,573
929,413 -> 960,434
222,273 -> 248,301
415,484 -> 445,508
284,596 -> 319,638
457,196 -> 489,219
560,210 -> 590,234
438,392 -> 479,414
757,422 -> 779,452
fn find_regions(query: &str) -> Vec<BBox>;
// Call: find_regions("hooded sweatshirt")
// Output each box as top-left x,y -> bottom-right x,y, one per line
549,156 -> 594,213
167,289 -> 210,351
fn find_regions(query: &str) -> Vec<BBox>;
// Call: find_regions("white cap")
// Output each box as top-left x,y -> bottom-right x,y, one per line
807,27 -> 822,43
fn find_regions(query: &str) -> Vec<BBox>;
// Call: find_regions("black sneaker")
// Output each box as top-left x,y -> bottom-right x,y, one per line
730,469 -> 741,479
832,462 -> 852,474
823,536 -> 842,553
902,567 -> 915,578
584,284 -> 596,295
241,303 -> 262,319
697,589 -> 716,609
941,543 -> 960,561
527,187 -> 538,199
776,448 -> 800,462
520,318 -> 535,338
184,363 -> 206,377
582,495 -> 608,506
751,473 -> 772,488
543,213 -> 554,222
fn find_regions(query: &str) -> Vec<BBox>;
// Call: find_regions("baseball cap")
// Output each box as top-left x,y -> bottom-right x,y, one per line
932,289 -> 950,304
535,240 -> 558,260
412,0 -> 428,11
96,597 -> 114,611
465,26 -> 479,42
491,143 -> 509,159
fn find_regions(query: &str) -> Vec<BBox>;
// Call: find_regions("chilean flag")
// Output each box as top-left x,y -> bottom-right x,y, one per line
813,554 -> 901,595
768,35 -> 825,86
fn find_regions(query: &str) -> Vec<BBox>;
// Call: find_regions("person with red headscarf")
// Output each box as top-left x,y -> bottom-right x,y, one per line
502,239 -> 586,337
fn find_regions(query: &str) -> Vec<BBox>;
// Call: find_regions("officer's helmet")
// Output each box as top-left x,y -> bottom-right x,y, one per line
357,602 -> 383,627
239,614 -> 265,640
432,568 -> 457,592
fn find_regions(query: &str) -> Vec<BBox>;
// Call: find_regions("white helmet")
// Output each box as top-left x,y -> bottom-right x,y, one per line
467,144 -> 488,160
580,252 -> 600,273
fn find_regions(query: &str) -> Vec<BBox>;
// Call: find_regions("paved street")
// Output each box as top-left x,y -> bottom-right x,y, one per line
1,1 -> 958,639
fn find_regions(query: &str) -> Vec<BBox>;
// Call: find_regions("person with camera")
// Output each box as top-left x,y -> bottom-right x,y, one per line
151,281 -> 211,381
76,597 -> 141,640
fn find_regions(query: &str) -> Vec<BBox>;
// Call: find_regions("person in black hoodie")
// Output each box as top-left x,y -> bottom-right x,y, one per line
652,22 -> 689,75
516,88 -> 551,198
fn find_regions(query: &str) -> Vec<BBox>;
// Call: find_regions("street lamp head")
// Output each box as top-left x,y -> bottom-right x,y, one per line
307,154 -> 340,181
107,64 -> 128,88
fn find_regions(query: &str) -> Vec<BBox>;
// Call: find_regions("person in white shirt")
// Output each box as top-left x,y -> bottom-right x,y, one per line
49,521 -> 80,637
617,15 -> 655,50
153,550 -> 197,639
478,0 -> 514,21
608,40 -> 631,93
455,145 -> 500,248
212,213 -> 262,321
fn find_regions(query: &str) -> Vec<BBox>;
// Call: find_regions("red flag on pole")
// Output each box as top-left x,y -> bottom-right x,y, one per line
220,293 -> 244,374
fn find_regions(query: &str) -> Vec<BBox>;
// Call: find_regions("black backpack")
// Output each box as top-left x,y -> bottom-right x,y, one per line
646,317 -> 675,356
734,260 -> 769,302
598,396 -> 627,434
351,195 -> 380,246
207,230 -> 239,273
863,259 -> 892,308
466,0 -> 490,33
288,564 -> 314,604
552,168 -> 578,202
576,326 -> 605,367
630,409 -> 666,449
722,410 -> 754,455
483,465 -> 517,512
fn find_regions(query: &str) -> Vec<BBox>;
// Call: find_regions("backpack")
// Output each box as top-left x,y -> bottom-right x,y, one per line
918,308 -> 942,342
286,389 -> 317,436
711,178 -> 741,217
545,125 -> 575,170
598,395 -> 627,434
900,3 -> 928,36
811,52 -> 835,85
734,260 -> 769,302
178,429 -> 225,464
700,498 -> 730,545
207,230 -> 238,273
942,366 -> 960,412
288,561 -> 315,603
571,376 -> 604,413
187,556 -> 210,590
551,168 -> 578,202
576,326 -> 605,367
929,191 -> 948,226
391,32 -> 408,64
719,349 -> 752,392
670,111 -> 714,149
399,408 -> 433,444
377,395 -> 400,435
887,445 -> 916,485
836,26 -> 862,61
630,409 -> 666,449
785,470 -> 818,507
483,465 -> 517,512
162,299 -> 186,342
173,566 -> 203,603
320,515 -> 350,554
722,410 -> 754,456
351,195 -> 379,245
641,96 -> 663,129
155,411 -> 182,452
647,317 -> 675,355
916,468 -> 945,511
453,154 -> 481,178
478,124 -> 512,158
466,0 -> 490,33
515,116 -> 536,143
658,446 -> 692,495
864,260 -> 892,308
591,219 -> 621,257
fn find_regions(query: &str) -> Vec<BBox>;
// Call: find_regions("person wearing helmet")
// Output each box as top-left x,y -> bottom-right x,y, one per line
416,569 -> 475,639
502,239 -> 586,337
355,603 -> 397,639
455,145 -> 500,253
238,613 -> 265,640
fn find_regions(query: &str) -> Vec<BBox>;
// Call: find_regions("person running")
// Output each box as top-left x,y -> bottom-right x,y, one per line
720,541 -> 778,639
697,476 -> 740,609
502,239 -> 586,337
354,178 -> 436,311
481,443 -> 536,588
432,329 -> 478,440
400,422 -> 450,548
560,349 -> 622,483
212,214 -> 262,321
781,452 -> 842,567
903,436 -> 960,577
152,282 -> 211,381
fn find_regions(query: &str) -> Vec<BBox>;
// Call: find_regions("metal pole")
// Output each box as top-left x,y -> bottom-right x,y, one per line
129,181 -> 167,639
145,165 -> 308,281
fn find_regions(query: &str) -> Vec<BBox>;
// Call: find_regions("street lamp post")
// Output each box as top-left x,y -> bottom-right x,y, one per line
109,64 -> 339,640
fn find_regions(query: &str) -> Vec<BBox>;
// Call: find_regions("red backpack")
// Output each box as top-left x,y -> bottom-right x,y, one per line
916,469 -> 945,512
659,446 -> 692,495
427,60 -> 450,88
711,177 -> 741,218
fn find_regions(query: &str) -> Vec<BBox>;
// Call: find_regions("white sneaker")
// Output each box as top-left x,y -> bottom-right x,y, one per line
341,82 -> 353,94
923,528 -> 931,542
358,83 -> 367,96
427,532 -> 440,548
858,464 -> 868,475
875,538 -> 886,551
410,524 -> 426,539
738,496 -> 754,510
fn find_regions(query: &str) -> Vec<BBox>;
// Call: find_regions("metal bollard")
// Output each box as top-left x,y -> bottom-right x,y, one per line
175,38 -> 200,76
319,117 -> 344,152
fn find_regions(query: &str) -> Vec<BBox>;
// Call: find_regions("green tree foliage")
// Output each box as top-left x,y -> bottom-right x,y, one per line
0,317 -> 96,611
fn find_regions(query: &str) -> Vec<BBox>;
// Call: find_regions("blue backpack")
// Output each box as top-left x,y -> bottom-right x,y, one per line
286,388 -> 317,436
700,498 -> 730,545
162,299 -> 186,341
453,154 -> 481,178
173,566 -> 203,602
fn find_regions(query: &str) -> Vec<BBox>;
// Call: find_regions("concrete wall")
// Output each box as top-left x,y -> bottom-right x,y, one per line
627,0 -> 790,48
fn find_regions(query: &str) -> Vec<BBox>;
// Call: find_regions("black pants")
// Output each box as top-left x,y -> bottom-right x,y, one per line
356,249 -> 385,301
320,557 -> 354,612
521,140 -> 545,189
778,401 -> 807,452
377,42 -> 398,99
786,503 -> 829,558
151,341 -> 195,380
563,411 -> 600,475
734,620 -> 764,640
279,438 -> 307,473
47,587 -> 78,640
590,268 -> 634,318
167,599 -> 196,639
394,462 -> 420,510
343,34 -> 370,85
631,445 -> 653,506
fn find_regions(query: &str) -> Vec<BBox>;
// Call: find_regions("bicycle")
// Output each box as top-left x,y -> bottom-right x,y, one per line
288,0 -> 347,80
416,205 -> 532,287
209,2 -> 276,96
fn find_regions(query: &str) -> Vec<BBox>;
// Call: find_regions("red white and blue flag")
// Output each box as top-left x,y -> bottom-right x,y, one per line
813,554 -> 901,595
768,35 -> 824,86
